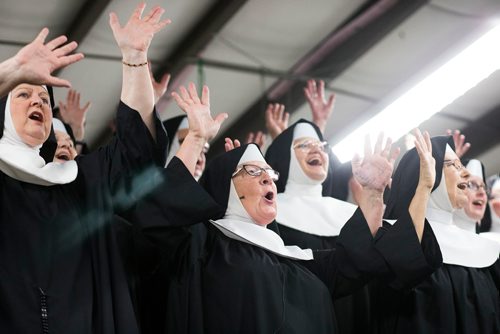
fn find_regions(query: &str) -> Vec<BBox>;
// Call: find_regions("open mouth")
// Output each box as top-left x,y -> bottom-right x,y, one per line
28,111 -> 44,123
55,151 -> 70,161
307,158 -> 322,166
472,199 -> 484,207
264,191 -> 274,202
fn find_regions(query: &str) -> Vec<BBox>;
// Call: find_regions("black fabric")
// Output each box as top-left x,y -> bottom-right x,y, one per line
385,135 -> 454,220
0,101 -> 168,333
375,135 -> 500,334
264,118 -> 351,200
162,115 -> 186,155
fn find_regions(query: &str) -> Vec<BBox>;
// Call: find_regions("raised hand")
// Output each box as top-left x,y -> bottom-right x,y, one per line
109,3 -> 171,62
446,129 -> 470,158
171,82 -> 227,141
304,79 -> 335,134
58,89 -> 91,141
224,137 -> 241,152
246,131 -> 266,149
414,129 -> 435,190
351,133 -> 400,193
12,28 -> 84,88
265,103 -> 288,139
148,63 -> 170,104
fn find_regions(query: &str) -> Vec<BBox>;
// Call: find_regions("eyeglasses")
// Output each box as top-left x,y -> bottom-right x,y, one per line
293,140 -> 329,153
443,159 -> 465,171
467,181 -> 486,192
232,164 -> 280,181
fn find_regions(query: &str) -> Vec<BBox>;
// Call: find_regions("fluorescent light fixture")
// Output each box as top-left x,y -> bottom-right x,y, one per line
332,22 -> 500,163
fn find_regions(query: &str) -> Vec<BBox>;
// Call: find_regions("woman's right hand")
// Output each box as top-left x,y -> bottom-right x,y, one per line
109,3 -> 171,62
172,82 -> 228,142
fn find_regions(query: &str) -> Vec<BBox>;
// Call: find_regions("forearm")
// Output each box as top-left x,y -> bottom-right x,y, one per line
357,189 -> 384,237
312,117 -> 327,134
175,132 -> 205,177
0,57 -> 21,97
120,53 -> 155,139
408,185 -> 431,242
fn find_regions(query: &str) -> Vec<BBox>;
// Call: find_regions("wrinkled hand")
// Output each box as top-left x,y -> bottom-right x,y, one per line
58,89 -> 91,141
446,129 -> 470,158
172,82 -> 227,141
351,133 -> 400,193
246,131 -> 266,149
265,103 -> 288,139
13,28 -> 83,88
415,129 -> 435,190
109,3 -> 171,60
148,63 -> 170,104
304,79 -> 335,133
224,137 -> 241,152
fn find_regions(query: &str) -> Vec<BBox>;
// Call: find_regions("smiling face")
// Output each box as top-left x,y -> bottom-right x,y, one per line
443,151 -> 470,209
463,174 -> 487,221
232,160 -> 278,226
490,182 -> 500,218
293,137 -> 329,182
53,130 -> 77,163
9,84 -> 52,147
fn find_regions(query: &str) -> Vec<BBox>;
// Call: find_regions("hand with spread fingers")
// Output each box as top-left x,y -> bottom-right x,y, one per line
415,129 -> 436,191
304,79 -> 335,134
58,89 -> 91,142
246,131 -> 266,150
352,133 -> 400,193
446,129 -> 470,158
224,137 -> 241,152
1,28 -> 83,95
265,103 -> 288,139
171,83 -> 227,142
109,3 -> 171,62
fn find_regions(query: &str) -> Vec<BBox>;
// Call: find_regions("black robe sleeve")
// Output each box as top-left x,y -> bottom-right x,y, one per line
374,210 -> 443,290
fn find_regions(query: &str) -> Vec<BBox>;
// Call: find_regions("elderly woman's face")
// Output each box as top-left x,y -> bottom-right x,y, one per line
53,130 -> 77,163
10,84 -> 52,147
232,160 -> 277,226
293,137 -> 329,182
463,174 -> 487,221
490,184 -> 500,218
443,151 -> 470,209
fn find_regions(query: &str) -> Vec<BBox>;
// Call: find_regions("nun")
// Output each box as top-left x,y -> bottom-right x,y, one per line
453,159 -> 489,233
0,4 -> 170,333
131,121 -> 441,333
52,117 -> 78,162
480,177 -> 500,242
374,135 -> 500,334
265,119 -> 368,333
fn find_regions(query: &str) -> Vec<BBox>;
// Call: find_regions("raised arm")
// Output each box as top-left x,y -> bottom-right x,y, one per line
446,129 -> 470,158
171,82 -> 228,175
351,133 -> 400,236
109,3 -> 171,139
304,79 -> 335,134
58,89 -> 91,147
0,28 -> 83,97
410,129 -> 435,241
265,103 -> 288,139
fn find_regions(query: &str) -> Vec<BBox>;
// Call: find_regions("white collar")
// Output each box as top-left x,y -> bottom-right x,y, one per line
0,92 -> 77,185
210,144 -> 313,261
452,209 -> 478,233
425,175 -> 499,268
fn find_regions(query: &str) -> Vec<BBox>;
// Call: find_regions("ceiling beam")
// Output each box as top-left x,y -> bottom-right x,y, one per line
153,0 -> 248,80
461,106 -> 500,159
208,0 -> 429,158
